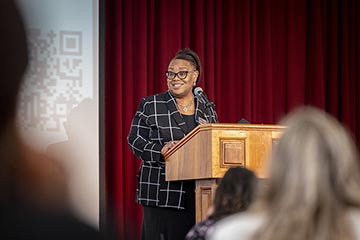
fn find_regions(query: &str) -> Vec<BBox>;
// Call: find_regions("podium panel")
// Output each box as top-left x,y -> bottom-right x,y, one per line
164,123 -> 285,222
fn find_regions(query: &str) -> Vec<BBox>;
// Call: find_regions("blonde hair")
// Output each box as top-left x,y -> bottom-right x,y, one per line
253,106 -> 360,240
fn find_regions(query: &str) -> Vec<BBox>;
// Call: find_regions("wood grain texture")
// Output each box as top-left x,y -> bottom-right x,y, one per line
164,123 -> 285,221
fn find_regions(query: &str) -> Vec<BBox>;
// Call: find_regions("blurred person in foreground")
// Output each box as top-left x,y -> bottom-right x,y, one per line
0,0 -> 103,239
185,167 -> 257,240
208,106 -> 360,240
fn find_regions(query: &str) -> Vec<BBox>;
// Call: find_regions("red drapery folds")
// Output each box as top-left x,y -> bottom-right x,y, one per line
105,0 -> 360,239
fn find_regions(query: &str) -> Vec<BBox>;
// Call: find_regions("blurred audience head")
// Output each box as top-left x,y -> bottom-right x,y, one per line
211,167 -> 257,220
0,0 -> 70,211
0,0 -> 30,197
266,106 -> 360,209
0,1 -> 105,239
0,0 -> 28,133
255,106 -> 360,240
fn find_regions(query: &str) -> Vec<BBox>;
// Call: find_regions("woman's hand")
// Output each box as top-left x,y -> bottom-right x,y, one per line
161,141 -> 178,156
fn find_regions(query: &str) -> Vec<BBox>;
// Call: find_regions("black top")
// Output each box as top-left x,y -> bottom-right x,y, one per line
182,114 -> 196,134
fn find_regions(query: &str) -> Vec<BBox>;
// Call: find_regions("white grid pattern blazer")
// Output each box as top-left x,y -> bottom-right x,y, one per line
128,90 -> 217,209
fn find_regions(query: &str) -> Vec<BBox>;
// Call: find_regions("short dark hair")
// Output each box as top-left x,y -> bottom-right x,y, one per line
211,167 -> 257,220
0,0 -> 28,132
172,49 -> 202,85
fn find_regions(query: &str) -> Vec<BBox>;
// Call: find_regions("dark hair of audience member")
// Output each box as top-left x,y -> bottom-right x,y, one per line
211,167 -> 257,220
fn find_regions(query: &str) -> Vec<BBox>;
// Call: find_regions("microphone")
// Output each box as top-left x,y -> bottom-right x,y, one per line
238,118 -> 250,124
193,87 -> 215,108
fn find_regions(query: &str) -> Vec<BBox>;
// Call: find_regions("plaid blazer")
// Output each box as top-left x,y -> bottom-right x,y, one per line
128,90 -> 217,209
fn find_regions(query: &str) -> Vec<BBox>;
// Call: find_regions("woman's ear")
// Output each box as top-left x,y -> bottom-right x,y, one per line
192,71 -> 199,83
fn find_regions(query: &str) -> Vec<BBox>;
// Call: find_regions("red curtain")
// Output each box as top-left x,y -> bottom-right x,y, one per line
105,0 -> 360,239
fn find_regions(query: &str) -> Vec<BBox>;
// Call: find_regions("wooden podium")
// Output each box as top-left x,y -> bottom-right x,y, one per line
164,123 -> 285,222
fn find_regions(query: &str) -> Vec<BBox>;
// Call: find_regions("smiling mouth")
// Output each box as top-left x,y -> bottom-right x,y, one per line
171,82 -> 184,87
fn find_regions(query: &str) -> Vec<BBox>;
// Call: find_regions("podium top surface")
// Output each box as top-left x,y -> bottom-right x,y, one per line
164,123 -> 285,159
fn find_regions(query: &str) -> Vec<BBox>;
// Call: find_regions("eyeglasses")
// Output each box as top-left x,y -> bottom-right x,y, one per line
165,70 -> 196,80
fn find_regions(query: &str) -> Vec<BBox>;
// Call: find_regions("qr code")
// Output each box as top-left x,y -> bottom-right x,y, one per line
18,28 -> 84,133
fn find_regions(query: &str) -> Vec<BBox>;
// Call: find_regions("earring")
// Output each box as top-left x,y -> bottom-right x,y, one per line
193,82 -> 196,86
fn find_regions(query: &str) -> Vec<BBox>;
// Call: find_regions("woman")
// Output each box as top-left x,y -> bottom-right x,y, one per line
209,106 -> 360,240
128,49 -> 218,240
185,167 -> 257,240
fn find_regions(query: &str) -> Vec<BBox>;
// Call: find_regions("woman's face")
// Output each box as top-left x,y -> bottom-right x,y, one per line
166,59 -> 198,99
